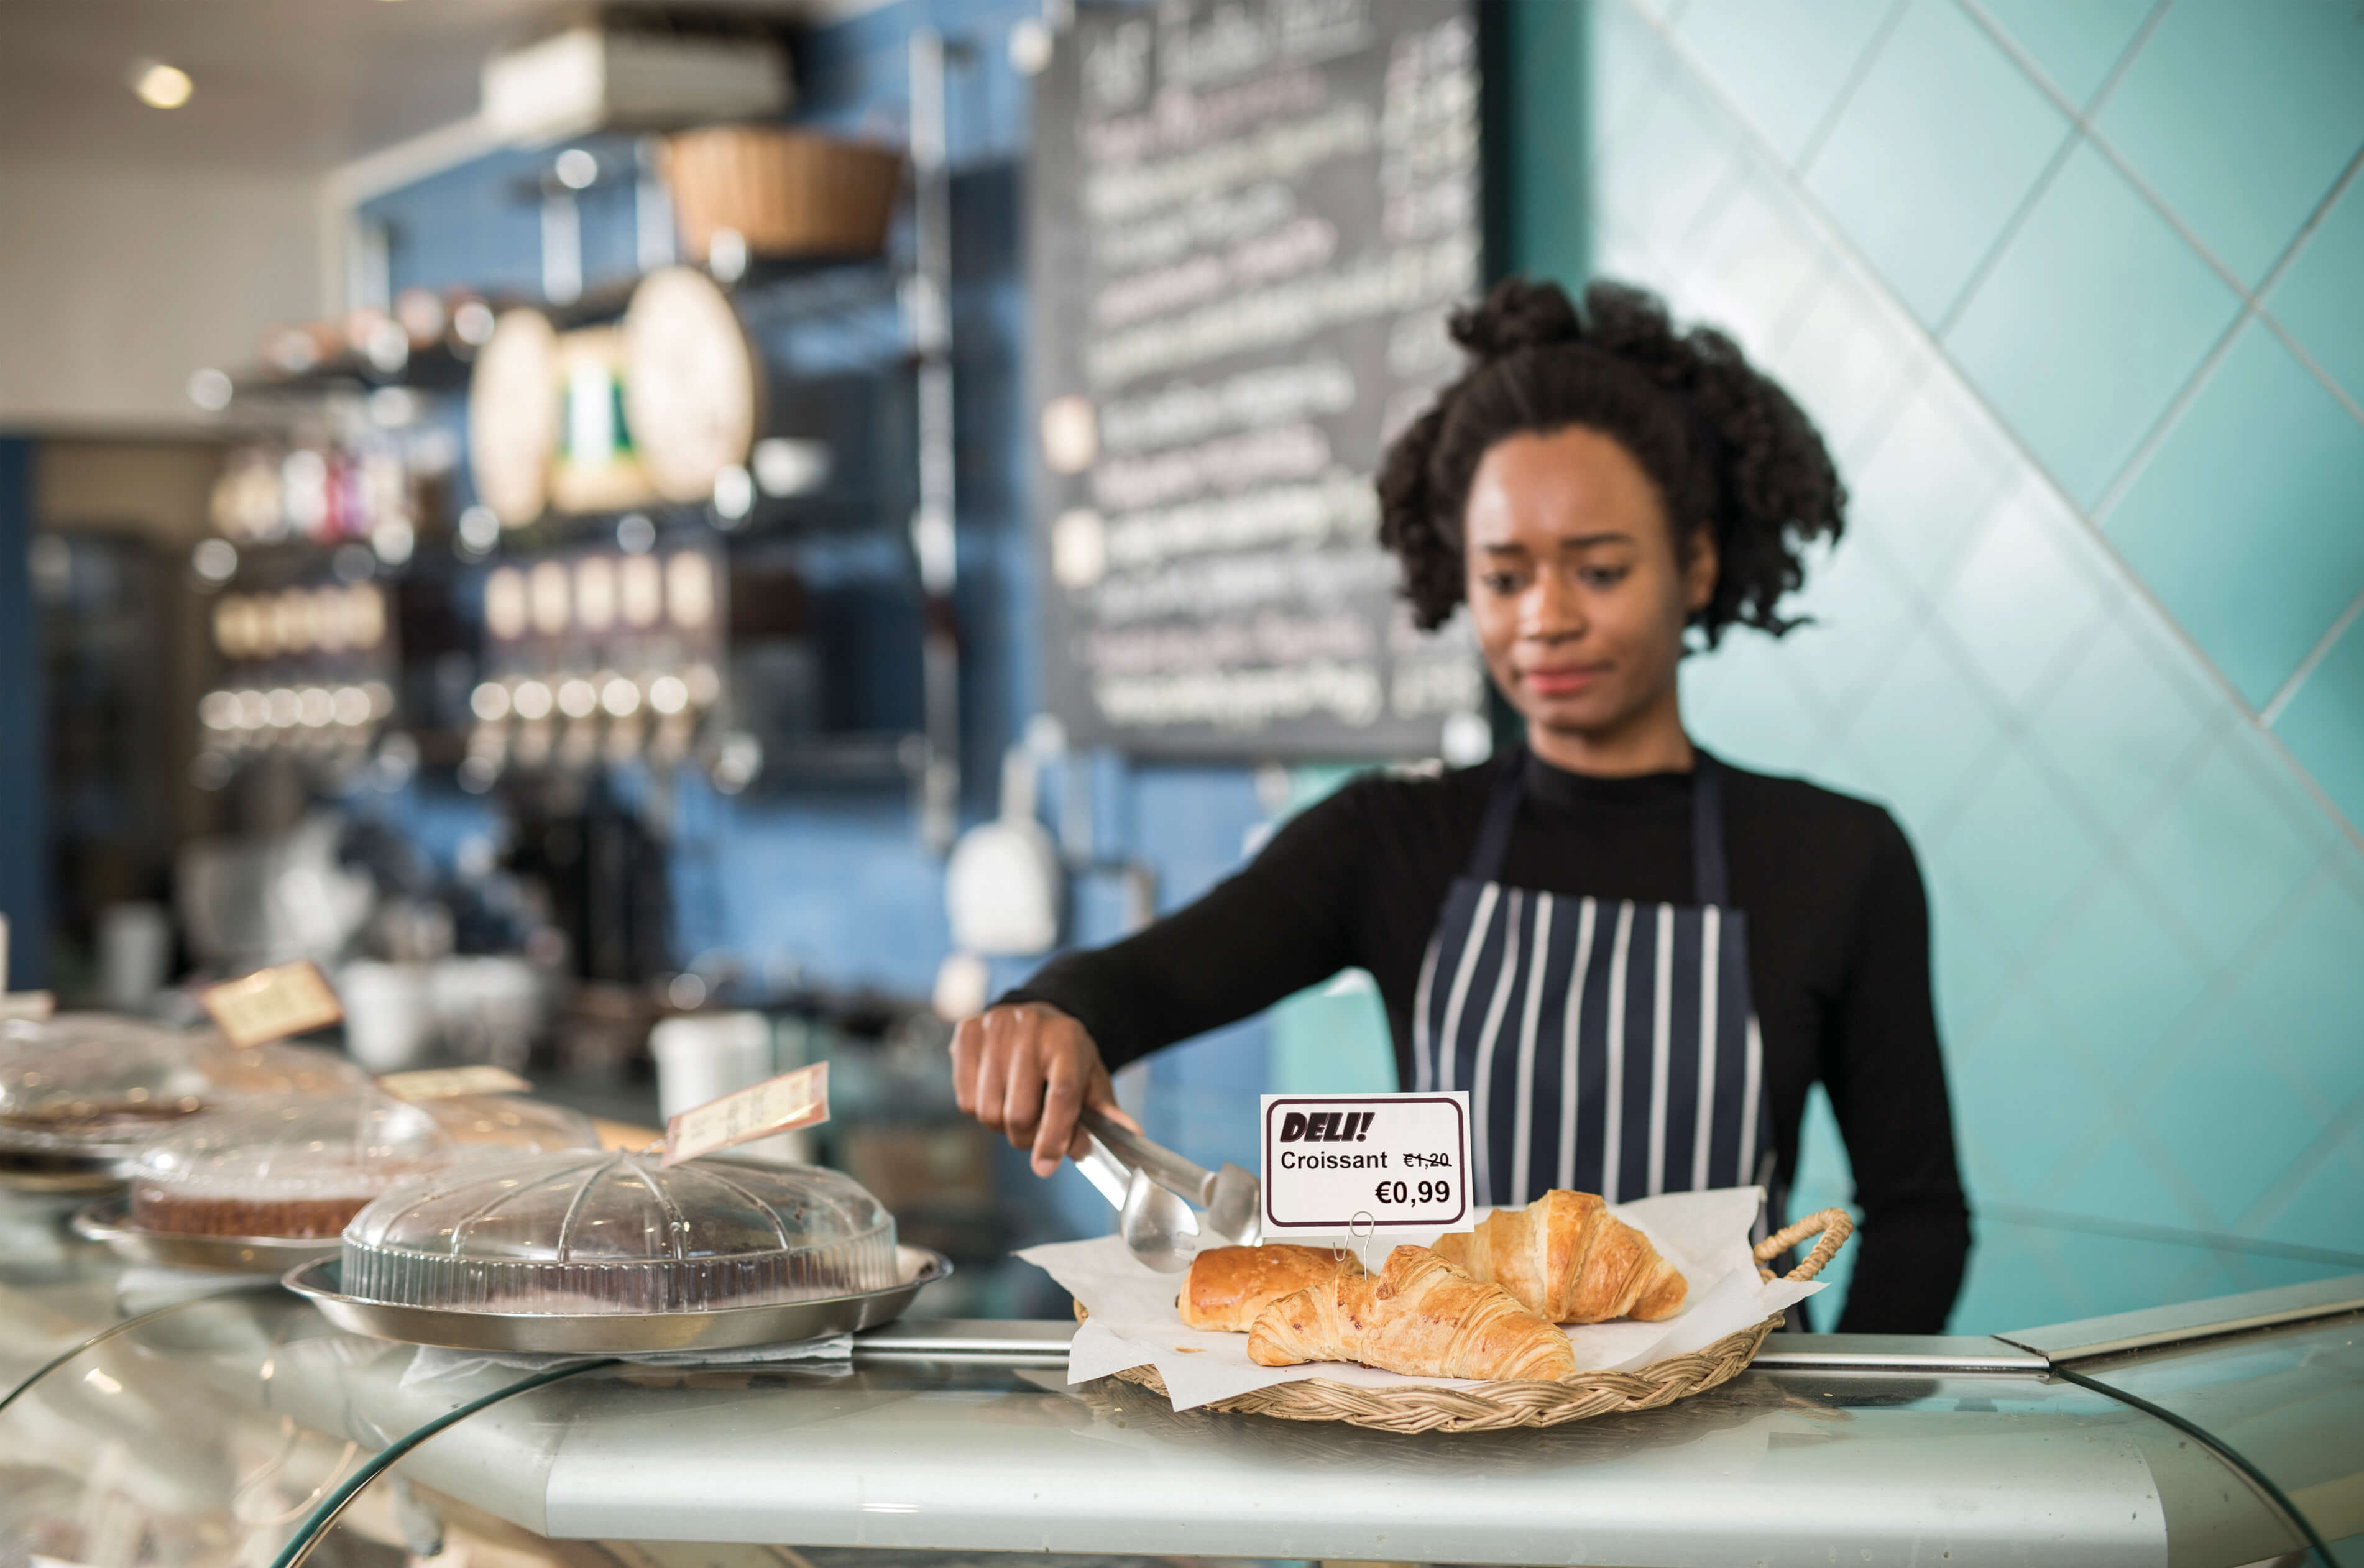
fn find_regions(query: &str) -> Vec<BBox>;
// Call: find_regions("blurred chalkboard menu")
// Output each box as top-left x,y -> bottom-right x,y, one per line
1029,0 -> 1484,759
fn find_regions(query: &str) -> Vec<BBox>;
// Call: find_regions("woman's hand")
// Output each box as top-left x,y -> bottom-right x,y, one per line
950,1001 -> 1129,1178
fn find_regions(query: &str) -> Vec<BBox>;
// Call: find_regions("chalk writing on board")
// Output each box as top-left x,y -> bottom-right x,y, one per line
1032,0 -> 1484,759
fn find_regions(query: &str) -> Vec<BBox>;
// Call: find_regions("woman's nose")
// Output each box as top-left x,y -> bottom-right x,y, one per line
1521,571 -> 1585,641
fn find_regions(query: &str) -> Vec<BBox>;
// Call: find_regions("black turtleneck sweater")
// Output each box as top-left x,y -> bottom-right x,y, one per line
1008,750 -> 1971,1333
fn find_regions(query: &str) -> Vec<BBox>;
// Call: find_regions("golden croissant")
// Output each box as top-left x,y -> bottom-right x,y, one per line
1179,1243 -> 1365,1333
1430,1189 -> 1686,1324
1247,1244 -> 1576,1381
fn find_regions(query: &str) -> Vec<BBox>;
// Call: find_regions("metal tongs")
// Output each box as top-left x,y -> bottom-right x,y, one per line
1072,1107 -> 1262,1273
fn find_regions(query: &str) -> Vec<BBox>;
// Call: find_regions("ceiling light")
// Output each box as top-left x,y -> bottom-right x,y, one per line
131,60 -> 193,109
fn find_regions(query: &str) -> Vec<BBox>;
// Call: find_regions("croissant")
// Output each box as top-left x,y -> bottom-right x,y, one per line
1247,1244 -> 1576,1381
1430,1190 -> 1686,1323
1179,1244 -> 1366,1332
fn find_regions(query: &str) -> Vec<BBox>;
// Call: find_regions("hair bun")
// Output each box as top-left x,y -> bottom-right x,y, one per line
1448,277 -> 1583,359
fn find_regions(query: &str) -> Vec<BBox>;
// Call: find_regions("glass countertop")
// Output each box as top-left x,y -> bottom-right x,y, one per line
2,1186 -> 2355,1568
2076,1312 -> 2364,1565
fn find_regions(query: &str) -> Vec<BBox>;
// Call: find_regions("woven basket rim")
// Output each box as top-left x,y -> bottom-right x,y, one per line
1102,1309 -> 1783,1432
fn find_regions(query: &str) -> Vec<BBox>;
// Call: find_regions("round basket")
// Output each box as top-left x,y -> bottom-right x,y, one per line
1094,1208 -> 1852,1434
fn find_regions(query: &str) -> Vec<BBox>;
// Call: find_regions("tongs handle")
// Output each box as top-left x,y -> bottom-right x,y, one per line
1080,1107 -> 1213,1206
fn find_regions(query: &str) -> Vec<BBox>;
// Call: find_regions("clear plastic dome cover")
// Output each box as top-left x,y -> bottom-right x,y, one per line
0,1014 -> 364,1153
131,1089 -> 598,1239
341,1150 -> 899,1314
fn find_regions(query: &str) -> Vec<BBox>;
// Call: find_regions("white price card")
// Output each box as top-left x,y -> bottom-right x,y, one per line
661,1061 -> 830,1167
1259,1092 -> 1471,1235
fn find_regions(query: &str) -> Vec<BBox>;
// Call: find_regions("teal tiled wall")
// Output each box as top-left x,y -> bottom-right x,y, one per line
1509,0 -> 2364,1330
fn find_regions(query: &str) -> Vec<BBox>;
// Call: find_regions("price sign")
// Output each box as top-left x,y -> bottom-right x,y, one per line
200,961 -> 344,1048
1259,1092 -> 1470,1234
661,1061 -> 830,1167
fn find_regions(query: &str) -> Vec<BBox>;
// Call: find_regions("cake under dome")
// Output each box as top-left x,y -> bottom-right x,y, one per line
339,1149 -> 898,1314
0,1014 -> 364,1155
130,1089 -> 598,1239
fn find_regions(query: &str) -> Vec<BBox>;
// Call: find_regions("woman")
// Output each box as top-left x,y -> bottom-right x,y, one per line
955,278 -> 1969,1331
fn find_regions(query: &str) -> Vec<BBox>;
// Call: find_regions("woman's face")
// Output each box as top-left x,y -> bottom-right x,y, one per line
1463,425 -> 1716,743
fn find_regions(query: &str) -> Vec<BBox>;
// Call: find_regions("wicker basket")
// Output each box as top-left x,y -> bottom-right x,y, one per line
663,127 -> 904,262
1091,1208 -> 1853,1434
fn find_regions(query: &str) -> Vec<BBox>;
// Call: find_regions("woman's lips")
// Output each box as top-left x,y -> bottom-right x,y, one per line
1520,665 -> 1607,697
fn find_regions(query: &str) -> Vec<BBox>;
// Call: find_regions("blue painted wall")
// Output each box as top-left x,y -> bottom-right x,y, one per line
1508,0 -> 2364,1329
0,436 -> 39,990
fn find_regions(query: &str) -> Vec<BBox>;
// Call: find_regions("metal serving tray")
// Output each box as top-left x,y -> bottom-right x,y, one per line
1,1147 -> 130,1194
72,1198 -> 339,1272
282,1245 -> 952,1353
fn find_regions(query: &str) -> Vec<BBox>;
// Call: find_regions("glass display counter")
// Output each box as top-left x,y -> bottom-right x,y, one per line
2,1185 -> 2356,1568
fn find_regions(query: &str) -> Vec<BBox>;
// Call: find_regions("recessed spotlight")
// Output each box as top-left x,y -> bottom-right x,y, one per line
130,60 -> 193,109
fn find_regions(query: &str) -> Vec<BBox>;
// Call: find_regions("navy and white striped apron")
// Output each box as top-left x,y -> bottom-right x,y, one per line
1410,746 -> 1780,1236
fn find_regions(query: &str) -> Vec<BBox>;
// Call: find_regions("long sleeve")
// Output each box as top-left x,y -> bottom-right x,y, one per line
1821,812 -> 1972,1332
1001,779 -> 1385,1071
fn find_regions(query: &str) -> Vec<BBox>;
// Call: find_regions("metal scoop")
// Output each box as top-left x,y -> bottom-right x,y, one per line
1074,1130 -> 1199,1273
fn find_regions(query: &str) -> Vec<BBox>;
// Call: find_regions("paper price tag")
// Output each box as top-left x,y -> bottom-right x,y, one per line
200,961 -> 344,1048
0,993 -> 55,1022
662,1061 -> 830,1167
1259,1092 -> 1470,1234
379,1066 -> 533,1102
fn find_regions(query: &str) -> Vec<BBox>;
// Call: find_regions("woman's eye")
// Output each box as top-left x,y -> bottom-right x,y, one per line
1479,572 -> 1524,595
1580,566 -> 1629,588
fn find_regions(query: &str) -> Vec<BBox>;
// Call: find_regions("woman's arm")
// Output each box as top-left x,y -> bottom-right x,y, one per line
1822,813 -> 1973,1332
954,778 -> 1381,1174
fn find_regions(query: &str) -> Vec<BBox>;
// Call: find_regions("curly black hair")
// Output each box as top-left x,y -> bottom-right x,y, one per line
1377,277 -> 1844,646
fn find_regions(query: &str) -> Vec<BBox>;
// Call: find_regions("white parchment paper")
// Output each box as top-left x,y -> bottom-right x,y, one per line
1016,1185 -> 1824,1411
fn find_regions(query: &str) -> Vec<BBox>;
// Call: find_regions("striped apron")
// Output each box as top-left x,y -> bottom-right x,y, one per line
1411,746 -> 1780,1235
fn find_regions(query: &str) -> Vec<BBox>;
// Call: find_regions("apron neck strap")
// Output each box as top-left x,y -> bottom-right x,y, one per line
1468,745 -> 1530,886
1465,742 -> 1732,907
1690,748 -> 1729,907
